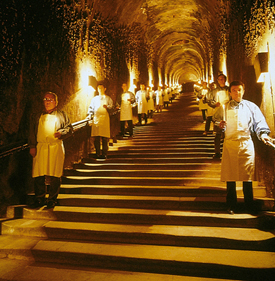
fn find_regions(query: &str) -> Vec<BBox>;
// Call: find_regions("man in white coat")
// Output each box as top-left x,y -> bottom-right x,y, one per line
87,81 -> 113,160
213,80 -> 273,214
155,85 -> 164,113
29,92 -> 73,209
135,83 -> 148,125
197,81 -> 209,123
116,83 -> 135,138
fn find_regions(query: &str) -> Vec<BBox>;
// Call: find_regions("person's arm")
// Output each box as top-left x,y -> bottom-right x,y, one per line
248,102 -> 272,145
87,99 -> 95,119
116,93 -> 121,108
208,90 -> 218,108
212,105 -> 224,128
28,113 -> 39,157
55,111 -> 73,140
129,92 -> 135,104
104,96 -> 114,115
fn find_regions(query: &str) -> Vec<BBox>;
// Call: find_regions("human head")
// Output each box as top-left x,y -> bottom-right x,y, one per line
97,81 -> 107,95
43,92 -> 58,113
202,81 -> 208,88
140,83 -> 146,90
229,80 -> 245,102
217,74 -> 227,87
122,83 -> 128,92
209,82 -> 216,90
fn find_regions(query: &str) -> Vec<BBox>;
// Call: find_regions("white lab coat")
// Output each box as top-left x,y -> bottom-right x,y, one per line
198,88 -> 209,110
219,100 -> 270,181
209,86 -> 230,117
155,90 -> 163,106
120,92 -> 133,121
147,90 -> 155,111
32,113 -> 64,178
135,90 -> 148,114
88,95 -> 113,138
163,89 -> 169,102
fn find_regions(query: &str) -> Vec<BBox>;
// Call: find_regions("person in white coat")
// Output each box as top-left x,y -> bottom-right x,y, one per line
147,86 -> 155,118
209,74 -> 230,159
28,92 -> 73,209
87,81 -> 114,160
197,81 -> 209,123
135,83 -> 148,125
155,85 -> 164,113
116,83 -> 135,137
163,85 -> 170,108
203,82 -> 216,135
213,80 -> 273,214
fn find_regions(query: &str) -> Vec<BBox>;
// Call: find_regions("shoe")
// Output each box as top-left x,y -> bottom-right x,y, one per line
203,132 -> 208,136
46,200 -> 56,209
227,208 -> 235,215
30,199 -> 45,209
97,155 -> 107,161
212,153 -> 221,159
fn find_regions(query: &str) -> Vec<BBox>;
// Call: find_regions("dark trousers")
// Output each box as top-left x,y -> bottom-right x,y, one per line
227,181 -> 254,209
201,109 -> 207,121
34,176 -> 61,203
138,113 -> 147,124
94,136 -> 108,156
214,133 -> 222,154
205,116 -> 213,132
120,120 -> 133,136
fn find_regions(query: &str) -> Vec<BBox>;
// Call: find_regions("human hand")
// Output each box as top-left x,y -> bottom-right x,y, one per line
219,120 -> 226,129
261,134 -> 275,147
216,102 -> 220,107
30,147 -> 36,158
54,131 -> 62,139
103,104 -> 108,109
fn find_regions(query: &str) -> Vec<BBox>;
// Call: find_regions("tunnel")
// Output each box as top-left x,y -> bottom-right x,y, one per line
0,0 -> 275,279
1,0 -> 275,210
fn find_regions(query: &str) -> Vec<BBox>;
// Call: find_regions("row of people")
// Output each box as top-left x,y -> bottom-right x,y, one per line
195,74 -> 230,159
28,82 -> 180,208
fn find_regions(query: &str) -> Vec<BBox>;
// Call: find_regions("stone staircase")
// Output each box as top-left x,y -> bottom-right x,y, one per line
0,93 -> 274,280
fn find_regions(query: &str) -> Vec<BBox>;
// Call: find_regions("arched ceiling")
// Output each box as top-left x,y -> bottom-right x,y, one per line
93,0 -> 220,84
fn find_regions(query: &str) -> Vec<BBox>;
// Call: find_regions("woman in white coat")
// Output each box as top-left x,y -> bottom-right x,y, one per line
135,83 -> 148,125
87,82 -> 113,160
214,80 -> 273,214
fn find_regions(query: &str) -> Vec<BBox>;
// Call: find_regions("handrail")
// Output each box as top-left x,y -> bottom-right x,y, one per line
0,118 -> 91,159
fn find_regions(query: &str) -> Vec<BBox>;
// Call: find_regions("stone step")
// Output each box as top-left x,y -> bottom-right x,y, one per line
72,162 -> 221,171
0,236 -> 273,280
59,184 -> 225,197
63,168 -> 221,178
81,157 -> 215,164
53,194 -> 226,210
61,175 -> 222,187
104,151 -> 217,156
2,219 -> 275,252
21,206 -> 269,227
0,258 -> 242,281
112,138 -> 215,144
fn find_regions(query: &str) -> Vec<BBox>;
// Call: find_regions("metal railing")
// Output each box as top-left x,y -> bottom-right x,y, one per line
0,119 -> 91,159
